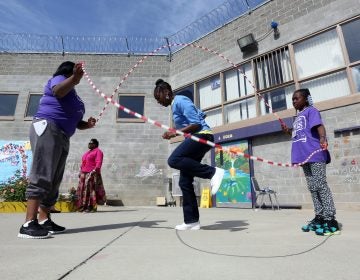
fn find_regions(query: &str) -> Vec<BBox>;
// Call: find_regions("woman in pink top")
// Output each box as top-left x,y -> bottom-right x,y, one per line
76,139 -> 106,212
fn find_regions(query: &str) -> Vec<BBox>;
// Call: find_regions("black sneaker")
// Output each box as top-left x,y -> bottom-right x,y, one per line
315,219 -> 341,236
301,215 -> 323,232
40,219 -> 66,234
18,220 -> 51,239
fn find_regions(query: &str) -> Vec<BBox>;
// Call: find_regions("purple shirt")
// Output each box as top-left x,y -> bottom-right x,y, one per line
35,75 -> 85,137
291,106 -> 327,164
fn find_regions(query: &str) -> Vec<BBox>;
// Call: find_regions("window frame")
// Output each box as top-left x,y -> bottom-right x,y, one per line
116,93 -> 146,123
24,92 -> 42,120
0,92 -> 19,120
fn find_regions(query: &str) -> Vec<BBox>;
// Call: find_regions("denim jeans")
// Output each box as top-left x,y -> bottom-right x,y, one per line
168,134 -> 215,223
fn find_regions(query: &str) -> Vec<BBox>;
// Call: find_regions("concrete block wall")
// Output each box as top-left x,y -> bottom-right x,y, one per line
0,53 -> 171,205
252,103 -> 360,210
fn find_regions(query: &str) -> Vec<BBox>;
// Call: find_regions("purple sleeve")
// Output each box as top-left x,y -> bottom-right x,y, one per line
49,75 -> 66,91
308,107 -> 323,129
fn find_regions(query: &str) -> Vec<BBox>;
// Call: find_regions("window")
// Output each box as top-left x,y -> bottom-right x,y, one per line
204,108 -> 222,128
342,19 -> 360,63
0,94 -> 18,117
254,47 -> 293,90
224,63 -> 254,102
25,94 -> 42,117
117,94 -> 145,122
174,85 -> 194,102
294,29 -> 345,79
351,65 -> 360,93
300,71 -> 350,102
260,85 -> 295,115
224,97 -> 256,124
198,75 -> 221,109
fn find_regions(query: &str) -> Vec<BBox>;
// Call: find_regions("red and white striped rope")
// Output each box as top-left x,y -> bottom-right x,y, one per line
93,42 -> 287,128
83,68 -> 324,168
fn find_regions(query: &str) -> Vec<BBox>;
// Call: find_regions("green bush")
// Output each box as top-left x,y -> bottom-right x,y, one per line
58,187 -> 78,202
0,170 -> 28,202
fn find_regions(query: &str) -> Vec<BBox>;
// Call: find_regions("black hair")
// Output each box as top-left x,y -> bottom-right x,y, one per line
53,61 -> 75,78
153,79 -> 172,99
90,138 -> 99,147
294,88 -> 312,106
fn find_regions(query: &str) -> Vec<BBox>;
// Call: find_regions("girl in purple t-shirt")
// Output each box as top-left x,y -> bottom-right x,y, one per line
283,88 -> 340,236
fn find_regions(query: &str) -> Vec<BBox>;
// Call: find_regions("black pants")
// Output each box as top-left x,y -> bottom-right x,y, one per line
168,134 -> 215,223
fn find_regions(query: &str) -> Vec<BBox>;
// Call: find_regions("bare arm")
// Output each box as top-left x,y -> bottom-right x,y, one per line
281,123 -> 292,136
317,124 -> 328,149
77,117 -> 96,130
52,63 -> 83,98
162,124 -> 200,139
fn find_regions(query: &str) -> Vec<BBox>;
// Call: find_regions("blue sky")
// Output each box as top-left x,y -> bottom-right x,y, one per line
0,0 -> 227,37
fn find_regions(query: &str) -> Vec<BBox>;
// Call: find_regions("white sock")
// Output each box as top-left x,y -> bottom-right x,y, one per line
39,219 -> 48,225
23,220 -> 34,227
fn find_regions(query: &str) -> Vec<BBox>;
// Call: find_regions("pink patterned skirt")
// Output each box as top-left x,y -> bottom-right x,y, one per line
76,172 -> 106,212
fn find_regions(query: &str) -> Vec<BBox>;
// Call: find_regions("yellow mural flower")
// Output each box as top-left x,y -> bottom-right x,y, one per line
24,142 -> 31,150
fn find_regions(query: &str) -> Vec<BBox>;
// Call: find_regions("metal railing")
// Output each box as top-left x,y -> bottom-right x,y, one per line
0,0 -> 269,55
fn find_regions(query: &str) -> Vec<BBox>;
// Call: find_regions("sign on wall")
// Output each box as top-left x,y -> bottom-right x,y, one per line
214,140 -> 252,207
0,141 -> 32,183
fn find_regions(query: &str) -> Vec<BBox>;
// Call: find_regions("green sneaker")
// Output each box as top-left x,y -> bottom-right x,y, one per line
315,219 -> 341,236
301,216 -> 323,232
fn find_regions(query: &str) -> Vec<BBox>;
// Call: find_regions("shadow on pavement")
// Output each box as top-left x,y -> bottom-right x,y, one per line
64,220 -> 171,234
201,220 -> 249,231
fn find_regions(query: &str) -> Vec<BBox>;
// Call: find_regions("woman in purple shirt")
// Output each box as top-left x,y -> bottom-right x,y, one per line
18,61 -> 96,239
283,88 -> 340,236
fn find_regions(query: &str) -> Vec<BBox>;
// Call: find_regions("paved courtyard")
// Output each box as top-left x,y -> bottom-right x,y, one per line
0,206 -> 359,280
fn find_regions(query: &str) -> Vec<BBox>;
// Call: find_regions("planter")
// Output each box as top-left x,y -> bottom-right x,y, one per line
55,201 -> 77,212
0,201 -> 27,213
0,201 -> 77,213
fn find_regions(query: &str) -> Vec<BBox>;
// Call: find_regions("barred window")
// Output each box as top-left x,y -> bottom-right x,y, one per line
254,47 -> 293,90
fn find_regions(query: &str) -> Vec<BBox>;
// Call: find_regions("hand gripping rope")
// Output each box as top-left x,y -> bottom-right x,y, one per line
82,43 -> 325,167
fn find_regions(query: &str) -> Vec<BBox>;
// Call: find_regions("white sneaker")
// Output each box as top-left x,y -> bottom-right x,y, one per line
210,167 -> 225,195
175,222 -> 200,230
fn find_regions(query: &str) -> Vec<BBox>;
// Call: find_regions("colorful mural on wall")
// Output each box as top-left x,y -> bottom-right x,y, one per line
0,141 -> 32,183
214,140 -> 251,206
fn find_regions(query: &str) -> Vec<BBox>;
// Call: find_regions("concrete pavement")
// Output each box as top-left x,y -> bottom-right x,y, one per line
0,206 -> 359,280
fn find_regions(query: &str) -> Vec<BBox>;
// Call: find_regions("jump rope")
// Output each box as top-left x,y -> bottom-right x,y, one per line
82,42 -> 326,168
77,45 -> 330,265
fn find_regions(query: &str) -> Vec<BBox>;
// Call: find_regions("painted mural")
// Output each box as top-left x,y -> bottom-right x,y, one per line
0,141 -> 32,183
214,140 -> 251,205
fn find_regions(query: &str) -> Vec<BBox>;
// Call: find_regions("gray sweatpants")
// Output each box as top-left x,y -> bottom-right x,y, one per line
26,119 -> 70,208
